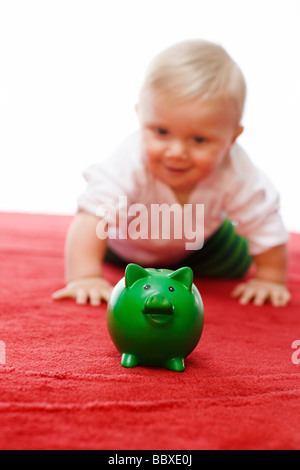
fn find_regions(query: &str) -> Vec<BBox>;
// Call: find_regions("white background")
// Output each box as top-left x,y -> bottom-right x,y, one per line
0,0 -> 299,231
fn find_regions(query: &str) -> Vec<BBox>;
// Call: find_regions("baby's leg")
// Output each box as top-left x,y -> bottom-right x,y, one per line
179,219 -> 252,279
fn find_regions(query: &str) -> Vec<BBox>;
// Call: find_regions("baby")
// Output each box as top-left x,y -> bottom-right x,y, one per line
53,39 -> 291,307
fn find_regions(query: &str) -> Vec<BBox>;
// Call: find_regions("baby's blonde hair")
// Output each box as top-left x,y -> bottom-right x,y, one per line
139,39 -> 246,121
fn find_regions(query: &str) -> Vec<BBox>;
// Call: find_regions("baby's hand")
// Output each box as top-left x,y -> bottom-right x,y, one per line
231,279 -> 291,307
52,277 -> 114,306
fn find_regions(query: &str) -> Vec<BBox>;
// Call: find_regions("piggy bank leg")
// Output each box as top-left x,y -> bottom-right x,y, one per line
165,357 -> 185,372
121,353 -> 139,368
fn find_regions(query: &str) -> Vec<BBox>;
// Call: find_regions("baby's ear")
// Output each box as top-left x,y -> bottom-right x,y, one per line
125,263 -> 149,288
168,267 -> 193,291
232,125 -> 244,143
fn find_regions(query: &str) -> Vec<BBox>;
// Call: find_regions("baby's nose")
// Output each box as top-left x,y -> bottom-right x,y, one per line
165,139 -> 187,158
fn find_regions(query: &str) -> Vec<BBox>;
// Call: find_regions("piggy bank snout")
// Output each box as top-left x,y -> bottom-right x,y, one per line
142,294 -> 174,317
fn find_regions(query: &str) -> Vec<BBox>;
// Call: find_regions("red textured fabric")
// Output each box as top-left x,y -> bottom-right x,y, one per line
0,212 -> 300,450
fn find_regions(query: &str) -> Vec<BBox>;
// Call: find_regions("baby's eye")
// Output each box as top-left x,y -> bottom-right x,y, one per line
156,127 -> 169,136
193,136 -> 205,143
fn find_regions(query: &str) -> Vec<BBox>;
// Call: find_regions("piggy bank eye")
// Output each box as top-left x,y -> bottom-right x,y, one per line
168,286 -> 175,292
144,284 -> 151,290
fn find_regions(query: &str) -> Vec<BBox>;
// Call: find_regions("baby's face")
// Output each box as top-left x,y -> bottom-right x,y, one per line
137,90 -> 243,195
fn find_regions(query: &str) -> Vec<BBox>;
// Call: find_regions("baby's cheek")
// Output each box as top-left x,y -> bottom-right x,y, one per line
194,148 -> 224,171
144,140 -> 165,161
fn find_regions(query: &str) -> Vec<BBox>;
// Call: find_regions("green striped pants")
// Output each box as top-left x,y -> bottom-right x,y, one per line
105,219 -> 252,279
173,219 -> 252,278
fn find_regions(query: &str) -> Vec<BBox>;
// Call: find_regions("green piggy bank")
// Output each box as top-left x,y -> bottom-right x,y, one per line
106,264 -> 204,372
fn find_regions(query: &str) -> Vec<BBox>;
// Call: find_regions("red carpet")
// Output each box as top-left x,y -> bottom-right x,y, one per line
0,211 -> 300,450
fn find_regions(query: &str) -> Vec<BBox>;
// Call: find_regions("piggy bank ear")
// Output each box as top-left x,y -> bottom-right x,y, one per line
168,267 -> 193,291
125,263 -> 149,288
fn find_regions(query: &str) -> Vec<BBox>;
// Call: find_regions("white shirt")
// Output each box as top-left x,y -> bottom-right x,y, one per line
77,131 -> 288,265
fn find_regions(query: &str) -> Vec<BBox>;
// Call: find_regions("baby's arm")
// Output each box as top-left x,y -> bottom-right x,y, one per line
52,211 -> 113,306
232,243 -> 291,307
